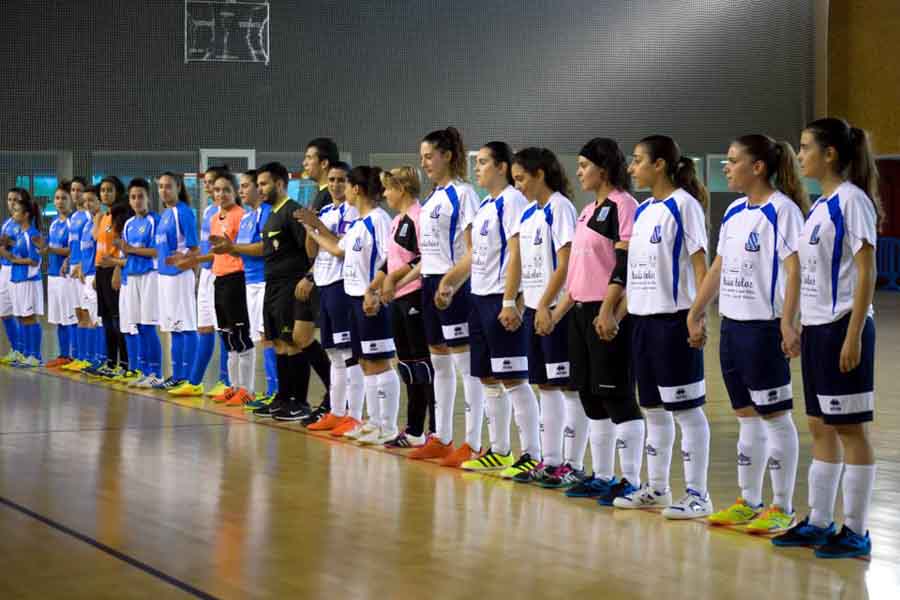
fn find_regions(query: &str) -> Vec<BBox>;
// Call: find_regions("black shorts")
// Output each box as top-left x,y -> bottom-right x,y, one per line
391,289 -> 430,361
214,271 -> 250,330
95,266 -> 119,321
263,278 -> 299,342
294,284 -> 320,323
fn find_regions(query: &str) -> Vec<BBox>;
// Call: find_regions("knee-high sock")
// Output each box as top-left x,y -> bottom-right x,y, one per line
287,351 -> 311,404
675,407 -> 711,495
326,348 -> 348,417
737,416 -> 768,507
364,373 -> 380,425
238,348 -> 256,394
483,383 -> 511,455
377,369 -> 401,437
563,391 -> 589,471
1,316 -> 17,353
346,361 -> 365,420
218,337 -> 230,385
139,324 -> 162,377
124,333 -> 140,372
181,331 -> 197,382
763,413 -> 799,513
29,323 -> 42,361
645,408 -> 675,492
431,353 -> 456,445
450,351 -> 483,451
539,388 -> 566,467
507,382 -> 540,458
95,326 -> 106,363
589,418 -> 616,480
275,353 -> 290,400
808,460 -> 843,528
65,324 -> 76,358
304,340 -> 331,407
56,325 -> 69,358
263,345 -> 278,395
227,348 -> 239,390
73,326 -> 84,360
189,331 -> 215,385
616,419 -> 645,486
171,332 -> 184,380
842,464 -> 876,533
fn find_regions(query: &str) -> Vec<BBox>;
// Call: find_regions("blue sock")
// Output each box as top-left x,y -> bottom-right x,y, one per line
171,331 -> 184,380
64,324 -> 76,358
218,337 -> 230,385
2,316 -> 17,353
21,321 -> 32,358
96,326 -> 107,364
56,325 -> 69,359
264,346 -> 278,395
190,331 -> 214,386
182,331 -> 198,384
29,323 -> 42,361
13,319 -> 25,355
124,333 -> 139,372
139,324 -> 162,377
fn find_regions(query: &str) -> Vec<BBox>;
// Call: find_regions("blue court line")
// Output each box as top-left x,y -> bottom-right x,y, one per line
0,495 -> 220,600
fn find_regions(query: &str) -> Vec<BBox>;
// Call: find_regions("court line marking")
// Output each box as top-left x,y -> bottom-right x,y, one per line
0,494 -> 220,600
0,422 -> 248,436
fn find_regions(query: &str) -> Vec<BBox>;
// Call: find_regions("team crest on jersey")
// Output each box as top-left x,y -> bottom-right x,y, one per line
430,204 -> 441,219
596,206 -> 610,222
479,219 -> 490,236
809,224 -> 821,245
745,231 -> 761,252
399,222 -> 409,238
352,236 -> 363,252
533,227 -> 543,246
649,225 -> 662,244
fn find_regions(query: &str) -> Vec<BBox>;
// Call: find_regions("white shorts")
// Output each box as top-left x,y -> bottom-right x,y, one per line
197,268 -> 217,329
80,275 -> 99,324
12,280 -> 44,317
0,266 -> 13,317
158,270 -> 197,333
118,282 -> 138,335
47,276 -> 77,325
246,281 -> 266,342
66,276 -> 81,310
124,271 -> 160,327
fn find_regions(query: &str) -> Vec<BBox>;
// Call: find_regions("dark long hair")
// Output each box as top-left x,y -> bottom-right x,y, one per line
8,187 -> 41,230
734,134 -> 808,212
482,141 -> 514,186
423,127 -> 467,181
159,171 -> 191,204
637,135 -> 709,211
578,137 -> 631,192
348,166 -> 384,203
513,147 -> 574,199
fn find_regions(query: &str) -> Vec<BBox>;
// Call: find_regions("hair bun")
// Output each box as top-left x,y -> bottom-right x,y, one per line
849,127 -> 864,144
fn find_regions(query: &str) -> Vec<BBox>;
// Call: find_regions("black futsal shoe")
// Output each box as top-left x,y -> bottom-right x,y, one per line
300,404 -> 329,427
253,393 -> 288,418
273,399 -> 312,422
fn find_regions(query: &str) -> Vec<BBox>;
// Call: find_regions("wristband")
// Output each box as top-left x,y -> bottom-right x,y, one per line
502,299 -> 517,309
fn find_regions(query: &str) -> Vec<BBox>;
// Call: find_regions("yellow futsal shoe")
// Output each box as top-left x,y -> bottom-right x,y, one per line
205,381 -> 229,397
745,505 -> 796,535
168,382 -> 204,397
1,350 -> 21,365
707,498 -> 764,527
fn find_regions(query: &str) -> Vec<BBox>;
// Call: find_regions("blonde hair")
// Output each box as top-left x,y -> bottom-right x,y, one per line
380,166 -> 421,198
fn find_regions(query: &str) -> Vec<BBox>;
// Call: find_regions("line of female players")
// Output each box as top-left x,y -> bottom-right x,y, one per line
294,117 -> 879,560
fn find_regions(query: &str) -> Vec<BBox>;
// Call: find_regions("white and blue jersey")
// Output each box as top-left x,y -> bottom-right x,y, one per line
419,180 -> 480,275
80,217 -> 97,277
198,203 -> 218,270
339,207 -> 392,297
10,226 -> 41,283
313,201 -> 358,286
236,203 -> 271,285
123,213 -> 158,276
156,202 -> 199,277
518,192 -> 577,309
628,188 -> 708,316
470,185 -> 528,296
717,191 -> 803,321
47,217 -> 69,277
1,217 -> 21,268
799,181 -> 877,327
67,209 -> 90,267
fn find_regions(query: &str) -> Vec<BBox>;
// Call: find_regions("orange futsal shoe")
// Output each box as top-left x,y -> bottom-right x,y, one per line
226,388 -> 253,407
308,413 -> 343,431
46,357 -> 73,368
408,435 -> 453,461
213,387 -> 237,404
329,416 -> 361,437
440,443 -> 479,468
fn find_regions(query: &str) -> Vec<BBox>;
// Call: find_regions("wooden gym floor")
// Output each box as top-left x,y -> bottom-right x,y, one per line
0,295 -> 898,599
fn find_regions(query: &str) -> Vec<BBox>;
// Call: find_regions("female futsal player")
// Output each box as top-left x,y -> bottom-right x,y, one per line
44,184 -> 76,367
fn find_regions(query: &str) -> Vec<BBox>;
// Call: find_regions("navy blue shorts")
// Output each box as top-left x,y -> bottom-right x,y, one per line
318,282 -> 351,350
632,311 -> 705,411
802,315 -> 875,425
348,296 -> 396,361
524,308 -> 571,386
469,293 -> 528,380
421,275 -> 470,347
720,317 -> 793,415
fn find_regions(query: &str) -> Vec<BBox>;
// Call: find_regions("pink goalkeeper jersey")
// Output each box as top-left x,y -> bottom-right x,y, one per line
388,201 -> 423,298
566,189 -> 638,302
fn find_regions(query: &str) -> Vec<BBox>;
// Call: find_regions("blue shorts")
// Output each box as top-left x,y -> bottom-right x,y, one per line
422,275 -> 470,347
318,281 -> 351,350
632,311 -> 705,411
720,317 -> 793,415
348,296 -> 396,361
469,294 -> 528,380
524,308 -> 571,386
802,314 -> 875,425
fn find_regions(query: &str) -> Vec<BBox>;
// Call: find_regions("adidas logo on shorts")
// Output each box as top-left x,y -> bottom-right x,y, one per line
646,444 -> 657,456
615,438 -> 626,450
737,452 -> 752,466
830,399 -> 842,411
563,426 -> 575,438
767,458 -> 782,471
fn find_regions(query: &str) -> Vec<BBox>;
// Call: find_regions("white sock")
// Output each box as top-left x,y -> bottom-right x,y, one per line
451,351 -> 483,451
737,416 -> 768,507
346,363 -> 365,421
327,349 -> 348,417
507,382 -> 540,457
675,407 -> 710,495
238,349 -> 255,394
539,389 -> 565,467
483,383 -> 510,454
644,408 -> 675,492
227,350 -> 239,389
363,374 -> 381,427
431,353 -> 456,445
808,460 -> 843,527
563,391 -> 589,471
377,369 -> 401,437
589,418 -> 616,481
616,419 -> 645,486
763,413 -> 799,513
842,464 -> 876,533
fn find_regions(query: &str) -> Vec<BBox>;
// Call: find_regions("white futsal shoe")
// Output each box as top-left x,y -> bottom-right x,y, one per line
613,482 -> 672,509
662,489 -> 714,520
